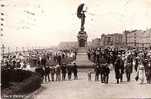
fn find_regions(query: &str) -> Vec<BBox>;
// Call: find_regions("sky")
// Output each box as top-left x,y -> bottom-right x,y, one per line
1,0 -> 151,50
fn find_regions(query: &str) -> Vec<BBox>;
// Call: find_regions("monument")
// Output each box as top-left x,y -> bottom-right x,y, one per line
72,3 -> 94,68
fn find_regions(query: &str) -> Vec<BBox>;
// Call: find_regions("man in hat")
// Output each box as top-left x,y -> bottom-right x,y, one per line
103,63 -> 110,84
67,65 -> 72,80
73,63 -> 78,80
135,55 -> 139,72
95,64 -> 100,81
55,64 -> 61,81
50,66 -> 55,81
114,54 -> 124,84
44,66 -> 51,82
95,48 -> 100,64
35,66 -> 45,82
61,63 -> 67,81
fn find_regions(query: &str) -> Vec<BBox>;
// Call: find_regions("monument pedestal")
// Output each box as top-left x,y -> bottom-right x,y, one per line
71,30 -> 95,68
77,31 -> 87,47
72,47 -> 94,68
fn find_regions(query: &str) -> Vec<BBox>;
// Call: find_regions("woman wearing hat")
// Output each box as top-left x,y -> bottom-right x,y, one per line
136,60 -> 145,84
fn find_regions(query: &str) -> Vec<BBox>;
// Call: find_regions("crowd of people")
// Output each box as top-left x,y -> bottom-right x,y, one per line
2,47 -> 151,84
35,63 -> 78,82
88,47 -> 151,84
1,48 -> 77,70
1,48 -> 78,83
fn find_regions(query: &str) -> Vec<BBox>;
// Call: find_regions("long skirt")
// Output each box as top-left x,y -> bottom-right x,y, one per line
138,69 -> 145,84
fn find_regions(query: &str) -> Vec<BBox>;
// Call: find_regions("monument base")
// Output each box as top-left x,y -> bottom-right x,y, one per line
72,47 -> 95,68
77,31 -> 87,47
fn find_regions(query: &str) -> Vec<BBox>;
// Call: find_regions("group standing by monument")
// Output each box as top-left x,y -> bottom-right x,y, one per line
32,47 -> 151,84
35,63 -> 78,82
88,47 -> 151,84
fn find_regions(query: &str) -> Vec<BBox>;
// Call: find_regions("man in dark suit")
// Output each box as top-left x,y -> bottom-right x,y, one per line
50,66 -> 55,81
61,63 -> 67,81
103,63 -> 110,84
67,65 -> 72,80
41,56 -> 47,67
56,65 -> 61,81
120,57 -> 125,82
44,66 -> 51,82
114,55 -> 124,84
35,67 -> 45,82
95,64 -> 100,81
73,63 -> 78,80
99,55 -> 107,82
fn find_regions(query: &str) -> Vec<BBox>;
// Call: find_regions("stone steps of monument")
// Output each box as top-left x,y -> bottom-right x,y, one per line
75,59 -> 91,62
67,63 -> 94,69
70,47 -> 95,68
78,47 -> 88,53
77,68 -> 95,72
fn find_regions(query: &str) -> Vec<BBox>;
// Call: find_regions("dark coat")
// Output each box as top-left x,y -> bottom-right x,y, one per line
102,64 -> 110,75
50,67 -> 55,74
125,63 -> 132,73
41,57 -> 47,66
114,57 -> 124,79
67,66 -> 72,74
44,66 -> 50,75
61,65 -> 67,74
35,67 -> 44,77
73,64 -> 78,74
95,65 -> 100,75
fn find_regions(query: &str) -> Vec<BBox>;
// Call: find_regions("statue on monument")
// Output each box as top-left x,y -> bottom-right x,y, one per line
77,3 -> 88,47
77,3 -> 87,31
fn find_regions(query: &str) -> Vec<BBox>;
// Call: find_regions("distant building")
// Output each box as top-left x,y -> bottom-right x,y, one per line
58,28 -> 151,49
124,29 -> 151,48
58,41 -> 78,49
58,41 -> 93,49
91,38 -> 102,48
100,33 -> 123,47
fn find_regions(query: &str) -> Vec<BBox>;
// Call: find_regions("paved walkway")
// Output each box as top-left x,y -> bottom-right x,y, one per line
32,71 -> 151,99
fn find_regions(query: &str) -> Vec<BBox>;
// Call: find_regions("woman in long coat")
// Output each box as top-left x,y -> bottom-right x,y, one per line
136,60 -> 145,84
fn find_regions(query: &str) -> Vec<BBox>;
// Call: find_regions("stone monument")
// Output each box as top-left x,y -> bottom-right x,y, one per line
72,3 -> 94,68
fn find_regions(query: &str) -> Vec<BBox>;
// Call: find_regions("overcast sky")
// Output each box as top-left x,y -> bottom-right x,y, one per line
1,0 -> 151,50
